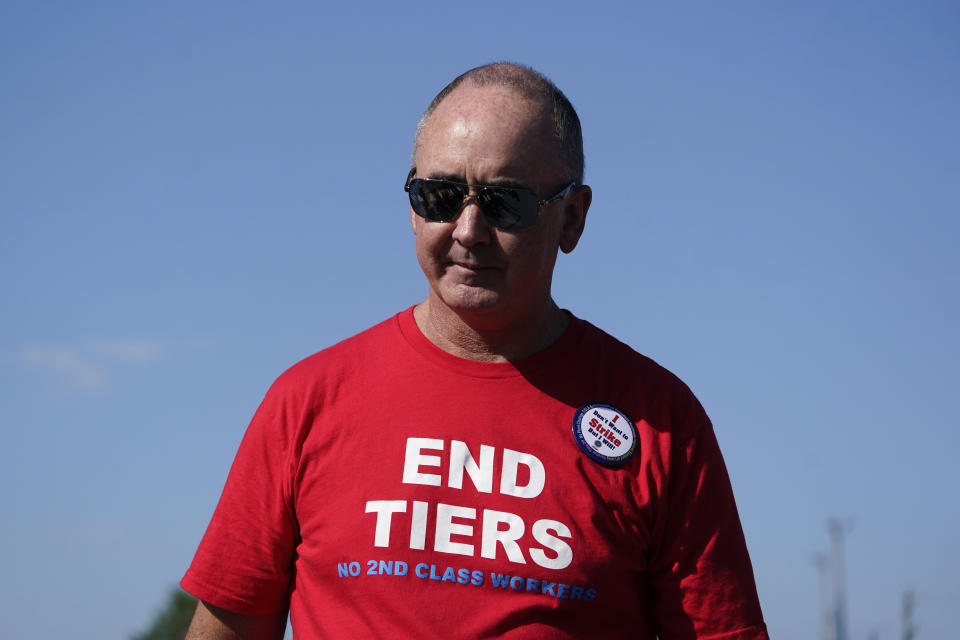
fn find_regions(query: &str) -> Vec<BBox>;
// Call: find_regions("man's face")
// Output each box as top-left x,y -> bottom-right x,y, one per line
411,83 -> 588,324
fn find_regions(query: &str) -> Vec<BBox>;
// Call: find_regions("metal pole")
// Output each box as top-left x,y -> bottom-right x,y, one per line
827,517 -> 850,640
901,589 -> 917,640
813,552 -> 834,640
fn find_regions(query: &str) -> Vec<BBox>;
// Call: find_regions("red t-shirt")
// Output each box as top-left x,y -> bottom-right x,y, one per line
182,308 -> 767,639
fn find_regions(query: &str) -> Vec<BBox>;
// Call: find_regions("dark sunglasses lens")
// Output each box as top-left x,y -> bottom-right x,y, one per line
408,179 -> 541,230
409,180 -> 466,222
478,188 -> 538,230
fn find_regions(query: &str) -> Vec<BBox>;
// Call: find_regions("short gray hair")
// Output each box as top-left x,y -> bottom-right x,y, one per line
412,62 -> 585,185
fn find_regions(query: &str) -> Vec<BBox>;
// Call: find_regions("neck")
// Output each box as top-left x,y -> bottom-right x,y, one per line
413,298 -> 569,363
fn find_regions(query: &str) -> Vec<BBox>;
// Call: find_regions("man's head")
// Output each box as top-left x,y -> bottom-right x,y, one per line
413,63 -> 585,185
408,63 -> 591,326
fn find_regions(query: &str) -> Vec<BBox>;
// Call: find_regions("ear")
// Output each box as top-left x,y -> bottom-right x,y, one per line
559,185 -> 591,254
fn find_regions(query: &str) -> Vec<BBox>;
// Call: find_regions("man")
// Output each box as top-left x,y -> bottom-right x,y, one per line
182,63 -> 768,639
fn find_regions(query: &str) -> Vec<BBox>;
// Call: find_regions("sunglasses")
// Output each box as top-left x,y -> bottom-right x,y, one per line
404,169 -> 576,231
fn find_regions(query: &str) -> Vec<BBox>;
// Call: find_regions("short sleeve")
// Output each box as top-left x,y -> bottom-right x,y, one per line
649,405 -> 768,639
180,382 -> 299,615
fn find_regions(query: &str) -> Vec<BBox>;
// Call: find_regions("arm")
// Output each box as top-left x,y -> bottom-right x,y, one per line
185,600 -> 287,640
181,377 -> 301,636
650,410 -> 767,639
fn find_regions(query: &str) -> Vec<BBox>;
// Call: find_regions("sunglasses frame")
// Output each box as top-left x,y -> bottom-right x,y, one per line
404,168 -> 577,231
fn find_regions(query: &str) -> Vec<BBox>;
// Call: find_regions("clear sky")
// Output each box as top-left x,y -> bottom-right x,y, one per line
2,2 -> 957,638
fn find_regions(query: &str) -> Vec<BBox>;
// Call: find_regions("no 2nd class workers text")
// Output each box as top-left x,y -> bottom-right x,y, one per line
337,558 -> 598,601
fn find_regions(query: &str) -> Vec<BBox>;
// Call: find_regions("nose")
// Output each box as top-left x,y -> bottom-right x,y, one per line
451,200 -> 493,246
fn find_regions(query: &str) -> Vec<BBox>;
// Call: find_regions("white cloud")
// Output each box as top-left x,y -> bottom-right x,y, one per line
20,346 -> 108,392
85,339 -> 163,362
19,338 -> 166,392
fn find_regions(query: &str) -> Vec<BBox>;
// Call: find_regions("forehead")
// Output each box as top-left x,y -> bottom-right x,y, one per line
416,83 -> 564,186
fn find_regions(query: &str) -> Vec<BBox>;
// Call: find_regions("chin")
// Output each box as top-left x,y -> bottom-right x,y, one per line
439,284 -> 507,313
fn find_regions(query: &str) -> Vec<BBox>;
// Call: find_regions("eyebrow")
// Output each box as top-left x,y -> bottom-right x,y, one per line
425,173 -> 533,191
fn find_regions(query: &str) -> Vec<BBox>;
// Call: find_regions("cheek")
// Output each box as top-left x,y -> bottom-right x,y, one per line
414,233 -> 433,270
414,223 -> 448,270
500,234 -> 558,281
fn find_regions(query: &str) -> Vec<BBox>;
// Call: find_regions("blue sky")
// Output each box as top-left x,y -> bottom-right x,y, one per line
2,2 -> 958,638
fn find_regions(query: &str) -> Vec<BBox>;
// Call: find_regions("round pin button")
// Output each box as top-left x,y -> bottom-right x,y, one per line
572,403 -> 638,467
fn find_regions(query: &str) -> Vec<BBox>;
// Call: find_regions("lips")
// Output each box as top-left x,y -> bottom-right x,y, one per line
452,260 -> 493,270
447,257 -> 507,275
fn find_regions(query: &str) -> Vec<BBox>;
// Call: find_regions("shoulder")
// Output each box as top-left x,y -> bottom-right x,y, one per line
573,316 -> 708,442
577,317 -> 693,393
237,310 -> 410,446
263,309 -> 409,404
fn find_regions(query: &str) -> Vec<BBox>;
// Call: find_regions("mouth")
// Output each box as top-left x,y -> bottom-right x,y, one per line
449,260 -> 498,272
